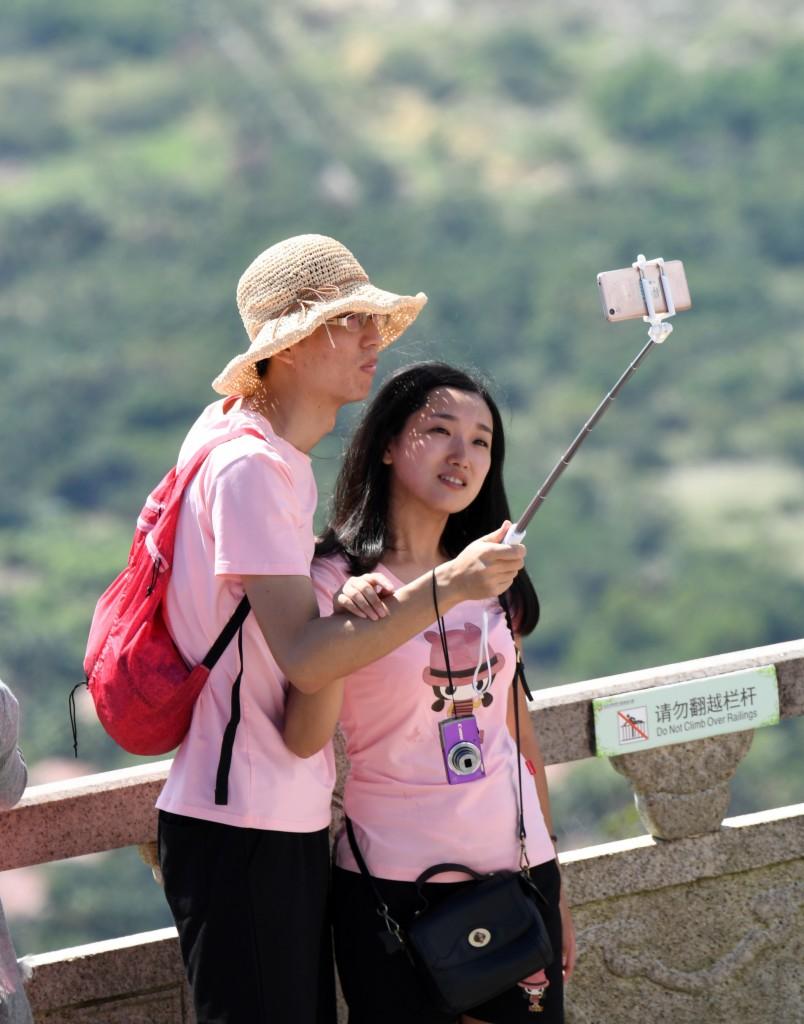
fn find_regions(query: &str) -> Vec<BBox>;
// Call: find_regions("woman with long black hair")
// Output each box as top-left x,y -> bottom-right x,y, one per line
284,362 -> 576,1023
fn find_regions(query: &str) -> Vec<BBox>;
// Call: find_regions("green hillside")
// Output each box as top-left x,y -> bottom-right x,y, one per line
1,0 -> 803,952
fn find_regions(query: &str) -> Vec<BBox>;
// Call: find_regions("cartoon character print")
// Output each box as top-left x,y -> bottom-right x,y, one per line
518,970 -> 550,1013
422,622 -> 506,716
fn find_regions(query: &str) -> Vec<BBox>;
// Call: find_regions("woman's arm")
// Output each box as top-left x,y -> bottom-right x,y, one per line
283,678 -> 345,758
506,668 -> 578,982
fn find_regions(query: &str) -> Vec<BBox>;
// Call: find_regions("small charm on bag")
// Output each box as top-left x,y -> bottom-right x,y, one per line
518,970 -> 549,1013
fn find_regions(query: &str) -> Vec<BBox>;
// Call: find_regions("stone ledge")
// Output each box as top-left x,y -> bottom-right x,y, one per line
2,641 -> 801,869
0,761 -> 171,871
24,927 -> 189,1016
560,802 -> 804,906
20,807 -> 803,1024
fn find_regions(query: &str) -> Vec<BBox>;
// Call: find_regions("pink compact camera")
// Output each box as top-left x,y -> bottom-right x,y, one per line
439,716 -> 486,785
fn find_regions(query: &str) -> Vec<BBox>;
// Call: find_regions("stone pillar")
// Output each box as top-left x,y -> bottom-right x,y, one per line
610,731 -> 754,839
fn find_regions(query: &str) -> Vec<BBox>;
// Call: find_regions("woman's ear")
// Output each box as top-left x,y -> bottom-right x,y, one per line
382,447 -> 393,465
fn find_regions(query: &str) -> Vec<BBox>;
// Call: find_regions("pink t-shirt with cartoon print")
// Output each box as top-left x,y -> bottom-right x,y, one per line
311,555 -> 556,881
155,398 -> 335,832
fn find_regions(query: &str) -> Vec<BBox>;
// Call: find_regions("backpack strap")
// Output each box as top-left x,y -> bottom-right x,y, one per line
207,596 -> 250,805
214,619 -> 246,805
181,426 -> 263,806
174,427 -> 266,491
145,426 -> 267,574
203,595 -> 251,670
205,595 -> 252,804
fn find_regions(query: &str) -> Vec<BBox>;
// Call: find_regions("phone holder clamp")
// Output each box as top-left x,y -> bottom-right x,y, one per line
633,253 -> 676,344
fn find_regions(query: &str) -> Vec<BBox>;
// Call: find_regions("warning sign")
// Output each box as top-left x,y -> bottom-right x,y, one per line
617,708 -> 649,744
593,665 -> 780,757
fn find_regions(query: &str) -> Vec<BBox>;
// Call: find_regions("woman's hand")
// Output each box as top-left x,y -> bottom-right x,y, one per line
559,887 -> 577,983
442,521 -> 526,602
334,572 -> 396,620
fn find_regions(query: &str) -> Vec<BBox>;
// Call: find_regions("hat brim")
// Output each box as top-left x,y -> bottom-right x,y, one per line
212,281 -> 428,397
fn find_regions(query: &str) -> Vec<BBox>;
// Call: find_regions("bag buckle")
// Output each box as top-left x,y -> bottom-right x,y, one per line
376,901 -> 406,955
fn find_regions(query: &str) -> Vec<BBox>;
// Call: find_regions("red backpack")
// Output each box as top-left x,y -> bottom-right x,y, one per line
81,428 -> 262,773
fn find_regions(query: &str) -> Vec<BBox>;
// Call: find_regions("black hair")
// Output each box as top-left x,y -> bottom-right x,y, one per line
316,361 -> 539,635
256,358 -> 269,378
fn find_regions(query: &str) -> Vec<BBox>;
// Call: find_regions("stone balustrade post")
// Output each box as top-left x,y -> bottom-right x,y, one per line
609,730 -> 755,839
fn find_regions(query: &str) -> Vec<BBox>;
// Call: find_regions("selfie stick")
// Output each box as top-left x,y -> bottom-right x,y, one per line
504,254 -> 677,545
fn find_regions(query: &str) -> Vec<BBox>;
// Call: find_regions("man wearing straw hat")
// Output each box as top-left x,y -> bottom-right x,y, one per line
155,234 -> 527,1024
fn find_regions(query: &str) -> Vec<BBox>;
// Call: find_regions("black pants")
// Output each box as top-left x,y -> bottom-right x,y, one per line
158,810 -> 336,1024
333,858 -> 564,1024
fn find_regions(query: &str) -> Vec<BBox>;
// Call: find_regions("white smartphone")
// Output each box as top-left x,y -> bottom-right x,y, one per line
597,260 -> 691,322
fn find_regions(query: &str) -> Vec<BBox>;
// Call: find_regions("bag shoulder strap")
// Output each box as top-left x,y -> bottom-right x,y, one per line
345,817 -> 378,889
498,593 -> 532,864
498,593 -> 532,701
345,817 -> 406,950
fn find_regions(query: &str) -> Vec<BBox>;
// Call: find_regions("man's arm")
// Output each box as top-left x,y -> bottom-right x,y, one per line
244,524 -> 526,693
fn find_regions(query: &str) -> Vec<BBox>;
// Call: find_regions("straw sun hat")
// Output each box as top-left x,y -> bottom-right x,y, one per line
212,234 -> 428,396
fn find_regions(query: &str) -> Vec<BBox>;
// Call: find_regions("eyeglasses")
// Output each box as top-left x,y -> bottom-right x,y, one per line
326,311 -> 389,333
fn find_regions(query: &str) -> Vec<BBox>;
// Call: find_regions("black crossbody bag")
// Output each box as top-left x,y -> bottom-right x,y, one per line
344,578 -> 554,1017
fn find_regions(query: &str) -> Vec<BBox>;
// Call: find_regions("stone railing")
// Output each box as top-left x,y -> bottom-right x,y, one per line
2,639 -> 803,1022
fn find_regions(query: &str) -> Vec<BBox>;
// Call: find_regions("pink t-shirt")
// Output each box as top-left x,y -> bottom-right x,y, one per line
155,399 -> 335,831
311,555 -> 555,881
